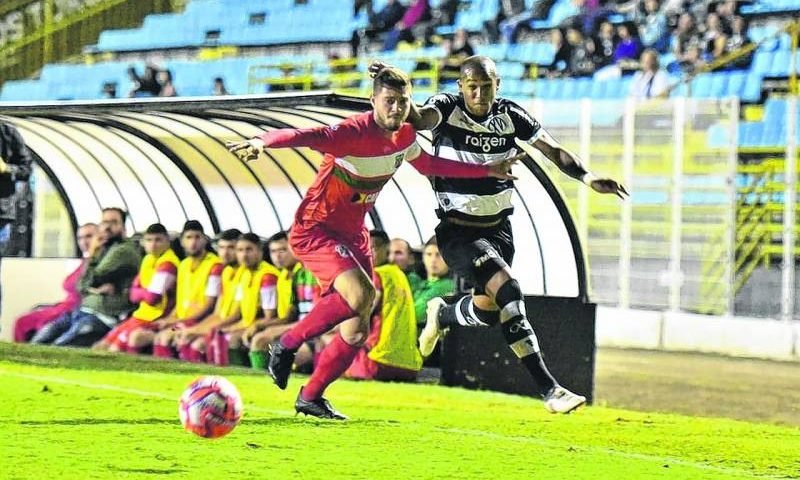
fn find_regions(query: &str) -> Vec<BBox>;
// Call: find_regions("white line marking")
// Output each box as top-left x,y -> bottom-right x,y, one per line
0,369 -> 780,479
1,369 -> 293,416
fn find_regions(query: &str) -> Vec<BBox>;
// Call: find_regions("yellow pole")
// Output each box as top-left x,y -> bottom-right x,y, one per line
790,19 -> 798,96
42,0 -> 53,65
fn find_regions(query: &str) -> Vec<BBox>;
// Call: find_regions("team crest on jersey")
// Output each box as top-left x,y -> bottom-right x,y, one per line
335,244 -> 351,258
350,191 -> 380,204
487,116 -> 509,134
394,154 -> 404,168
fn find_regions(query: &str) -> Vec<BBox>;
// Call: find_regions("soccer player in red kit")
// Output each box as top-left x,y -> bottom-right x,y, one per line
228,67 -> 517,419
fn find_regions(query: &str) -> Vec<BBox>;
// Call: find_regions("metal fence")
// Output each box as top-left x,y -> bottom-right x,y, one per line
523,96 -> 799,321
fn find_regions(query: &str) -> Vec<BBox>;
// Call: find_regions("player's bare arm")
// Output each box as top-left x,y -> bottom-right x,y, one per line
531,129 -> 629,200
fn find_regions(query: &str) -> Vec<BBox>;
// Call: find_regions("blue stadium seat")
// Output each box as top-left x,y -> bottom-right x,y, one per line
535,78 -> 556,99
741,74 -> 762,102
726,71 -> 748,97
589,79 -> 609,99
751,51 -> 774,76
573,77 -> 591,98
709,72 -> 729,98
706,123 -> 730,148
769,50 -> 791,77
691,74 -> 713,98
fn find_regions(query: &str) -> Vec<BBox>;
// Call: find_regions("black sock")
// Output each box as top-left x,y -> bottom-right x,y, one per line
495,280 -> 557,396
438,295 -> 500,328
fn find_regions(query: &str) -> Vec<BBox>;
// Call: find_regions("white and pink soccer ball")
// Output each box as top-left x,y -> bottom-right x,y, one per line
179,376 -> 243,439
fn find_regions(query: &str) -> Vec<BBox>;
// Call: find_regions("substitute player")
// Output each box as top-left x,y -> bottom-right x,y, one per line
371,56 -> 627,413
227,66 -> 518,419
93,223 -> 179,353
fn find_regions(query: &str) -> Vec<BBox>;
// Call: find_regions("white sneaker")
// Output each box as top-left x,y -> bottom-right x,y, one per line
418,297 -> 446,357
543,386 -> 586,414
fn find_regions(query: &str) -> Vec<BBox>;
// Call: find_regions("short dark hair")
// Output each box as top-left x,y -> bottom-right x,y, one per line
181,220 -> 204,234
267,231 -> 288,245
217,228 -> 242,242
425,235 -> 438,247
373,66 -> 410,93
238,232 -> 263,247
460,55 -> 498,79
145,223 -> 168,235
370,229 -> 390,248
102,207 -> 127,223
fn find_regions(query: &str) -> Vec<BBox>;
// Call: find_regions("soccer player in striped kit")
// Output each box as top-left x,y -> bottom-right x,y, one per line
227,66 -> 518,419
371,56 -> 627,413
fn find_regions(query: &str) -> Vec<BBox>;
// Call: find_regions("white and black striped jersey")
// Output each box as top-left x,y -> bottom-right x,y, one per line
424,93 -> 543,223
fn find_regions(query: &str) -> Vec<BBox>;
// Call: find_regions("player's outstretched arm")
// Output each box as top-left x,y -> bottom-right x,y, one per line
406,147 -> 520,180
532,130 -> 629,200
226,125 -> 342,161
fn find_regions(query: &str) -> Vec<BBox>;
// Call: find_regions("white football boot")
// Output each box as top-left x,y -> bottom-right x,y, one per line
418,297 -> 446,357
543,386 -> 586,414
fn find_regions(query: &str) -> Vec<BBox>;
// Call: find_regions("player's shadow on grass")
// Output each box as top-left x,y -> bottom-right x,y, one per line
20,418 -> 177,426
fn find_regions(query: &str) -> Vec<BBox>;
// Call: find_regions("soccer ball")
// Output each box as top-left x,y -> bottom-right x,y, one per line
179,376 -> 243,439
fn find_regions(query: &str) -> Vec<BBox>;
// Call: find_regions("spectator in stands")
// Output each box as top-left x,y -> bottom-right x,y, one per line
213,77 -> 229,96
441,29 -> 476,80
93,223 -> 179,353
158,69 -> 177,97
492,0 -> 531,44
31,208 -> 141,347
726,15 -> 753,69
383,0 -> 430,51
351,0 -> 406,56
671,13 -> 700,63
545,28 -> 572,77
412,236 -> 455,327
566,27 -> 596,77
13,223 -> 97,342
248,231 -> 317,371
671,42 -> 709,75
127,65 -> 161,98
592,20 -> 618,68
637,0 -> 669,52
389,237 -> 423,292
201,233 -> 278,366
613,22 -> 643,64
151,220 -> 222,361
629,49 -> 670,99
346,230 -> 422,382
702,12 -> 728,61
101,82 -> 117,99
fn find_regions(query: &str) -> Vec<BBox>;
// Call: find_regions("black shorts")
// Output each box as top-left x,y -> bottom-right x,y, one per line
435,217 -> 514,295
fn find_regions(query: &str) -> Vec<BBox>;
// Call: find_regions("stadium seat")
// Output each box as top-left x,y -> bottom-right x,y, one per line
691,74 -> 713,98
769,50 -> 791,77
740,74 -> 763,102
709,72 -> 729,98
726,71 -> 748,98
751,51 -> 774,76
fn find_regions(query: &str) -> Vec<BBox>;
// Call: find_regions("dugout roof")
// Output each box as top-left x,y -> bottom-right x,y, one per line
0,92 -> 586,298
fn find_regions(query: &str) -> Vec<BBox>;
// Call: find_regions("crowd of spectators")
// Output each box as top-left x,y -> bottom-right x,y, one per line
13,207 -> 457,383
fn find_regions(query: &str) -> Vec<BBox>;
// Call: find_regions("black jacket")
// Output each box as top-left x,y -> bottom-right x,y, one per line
0,122 -> 32,199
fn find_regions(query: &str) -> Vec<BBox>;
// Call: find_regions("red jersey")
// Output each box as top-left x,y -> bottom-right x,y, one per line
259,110 -> 492,236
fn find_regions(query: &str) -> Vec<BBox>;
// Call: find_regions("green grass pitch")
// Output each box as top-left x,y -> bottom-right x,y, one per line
2,343 -> 799,480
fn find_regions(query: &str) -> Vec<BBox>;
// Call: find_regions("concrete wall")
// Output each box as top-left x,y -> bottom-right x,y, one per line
0,258 -> 81,341
597,306 -> 800,361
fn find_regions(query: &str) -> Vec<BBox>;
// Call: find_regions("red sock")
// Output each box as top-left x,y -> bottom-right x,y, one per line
178,344 -> 194,362
302,334 -> 359,401
153,344 -> 173,358
126,345 -> 141,355
281,292 -> 357,350
189,348 -> 204,363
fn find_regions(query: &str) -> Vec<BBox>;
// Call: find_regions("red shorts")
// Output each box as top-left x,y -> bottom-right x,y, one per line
289,223 -> 373,293
104,317 -> 158,349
